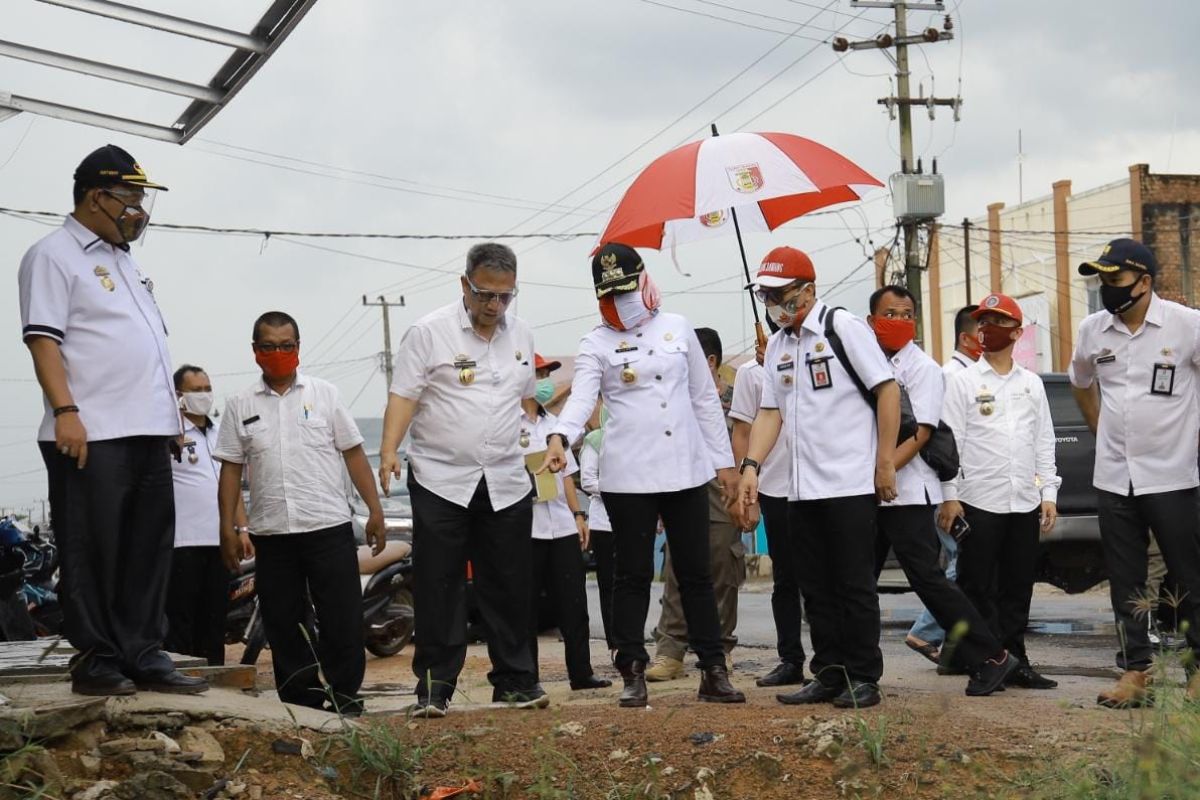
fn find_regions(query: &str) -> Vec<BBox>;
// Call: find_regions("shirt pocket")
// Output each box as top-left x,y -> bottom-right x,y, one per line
240,420 -> 275,455
606,349 -> 645,390
299,417 -> 333,448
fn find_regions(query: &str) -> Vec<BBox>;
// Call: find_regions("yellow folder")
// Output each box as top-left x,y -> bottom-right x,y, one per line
524,450 -> 559,503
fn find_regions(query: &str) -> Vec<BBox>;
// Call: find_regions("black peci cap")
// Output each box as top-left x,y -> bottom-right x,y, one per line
592,243 -> 644,298
73,144 -> 168,192
1079,238 -> 1156,277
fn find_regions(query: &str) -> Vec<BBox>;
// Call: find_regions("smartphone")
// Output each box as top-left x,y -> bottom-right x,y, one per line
949,515 -> 970,543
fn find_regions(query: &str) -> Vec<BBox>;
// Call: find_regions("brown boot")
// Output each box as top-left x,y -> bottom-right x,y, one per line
618,661 -> 648,708
698,664 -> 746,704
1186,671 -> 1200,704
1097,670 -> 1153,709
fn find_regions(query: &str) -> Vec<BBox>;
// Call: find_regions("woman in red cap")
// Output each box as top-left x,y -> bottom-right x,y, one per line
541,244 -> 743,708
517,355 -> 610,690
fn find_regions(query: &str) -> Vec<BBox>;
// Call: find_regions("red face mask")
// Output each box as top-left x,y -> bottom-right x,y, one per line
961,336 -> 983,360
977,323 -> 1017,353
870,317 -> 916,352
256,349 -> 299,380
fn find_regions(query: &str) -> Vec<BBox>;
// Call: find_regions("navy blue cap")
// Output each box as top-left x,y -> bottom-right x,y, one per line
1079,238 -> 1157,277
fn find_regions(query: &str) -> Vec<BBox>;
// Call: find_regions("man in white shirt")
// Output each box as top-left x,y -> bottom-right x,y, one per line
730,342 -> 807,688
1069,239 -> 1200,708
868,287 -> 1015,696
908,304 -> 981,660
379,243 -> 546,717
737,246 -> 901,710
939,293 -> 1060,691
165,365 -> 250,666
216,312 -> 385,715
18,145 -> 206,697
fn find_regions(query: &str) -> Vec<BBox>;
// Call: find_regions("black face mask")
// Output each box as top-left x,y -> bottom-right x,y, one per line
1100,279 -> 1147,315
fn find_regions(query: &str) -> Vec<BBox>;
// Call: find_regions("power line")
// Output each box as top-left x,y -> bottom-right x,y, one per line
635,0 -> 832,41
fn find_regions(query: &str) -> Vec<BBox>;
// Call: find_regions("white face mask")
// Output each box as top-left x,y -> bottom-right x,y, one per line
179,391 -> 214,417
614,290 -> 653,330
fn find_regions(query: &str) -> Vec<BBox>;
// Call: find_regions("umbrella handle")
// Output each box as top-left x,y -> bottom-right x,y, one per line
754,322 -> 768,353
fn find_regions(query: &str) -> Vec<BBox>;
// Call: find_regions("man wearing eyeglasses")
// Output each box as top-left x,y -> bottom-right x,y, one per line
18,145 -> 208,697
379,242 -> 545,717
215,311 -> 385,715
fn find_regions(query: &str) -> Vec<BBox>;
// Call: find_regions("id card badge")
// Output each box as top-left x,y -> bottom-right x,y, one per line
1151,362 -> 1176,396
807,355 -> 833,391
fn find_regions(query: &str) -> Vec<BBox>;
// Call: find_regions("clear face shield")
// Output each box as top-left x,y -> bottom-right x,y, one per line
100,185 -> 158,244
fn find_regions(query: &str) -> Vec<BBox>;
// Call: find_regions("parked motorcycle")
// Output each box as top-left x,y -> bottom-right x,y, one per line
230,540 -> 414,664
0,519 -> 61,641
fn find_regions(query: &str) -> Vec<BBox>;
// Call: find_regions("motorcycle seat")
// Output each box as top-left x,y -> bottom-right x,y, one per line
357,540 -> 411,575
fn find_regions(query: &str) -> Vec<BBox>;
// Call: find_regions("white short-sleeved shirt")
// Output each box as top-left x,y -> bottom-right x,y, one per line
941,359 -> 1060,513
761,301 -> 894,501
390,300 -> 536,511
17,215 -> 179,441
943,351 -> 975,377
1069,294 -> 1200,496
728,360 -> 790,499
517,411 -> 580,540
883,342 -> 944,507
214,372 -> 363,536
552,311 -> 734,494
579,438 -> 611,531
172,418 -> 221,547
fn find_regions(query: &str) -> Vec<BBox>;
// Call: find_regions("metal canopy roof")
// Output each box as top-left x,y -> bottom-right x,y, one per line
0,0 -> 319,144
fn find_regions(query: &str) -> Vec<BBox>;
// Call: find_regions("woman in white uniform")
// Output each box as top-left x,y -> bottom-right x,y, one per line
543,244 -> 744,707
520,355 -> 611,690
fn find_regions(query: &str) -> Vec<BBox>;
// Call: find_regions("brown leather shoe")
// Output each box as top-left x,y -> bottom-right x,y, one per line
698,664 -> 746,704
1097,670 -> 1153,709
618,661 -> 648,708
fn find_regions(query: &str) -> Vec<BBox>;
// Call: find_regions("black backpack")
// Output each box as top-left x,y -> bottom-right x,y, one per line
822,307 -> 960,482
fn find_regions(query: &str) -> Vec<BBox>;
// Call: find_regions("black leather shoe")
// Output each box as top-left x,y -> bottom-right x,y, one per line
966,652 -> 1019,697
618,661 -> 648,707
698,664 -> 746,703
1006,663 -> 1058,690
756,662 -> 807,687
936,656 -> 968,676
832,681 -> 881,709
133,670 -> 209,695
777,680 -> 842,705
570,675 -> 613,690
72,671 -> 137,697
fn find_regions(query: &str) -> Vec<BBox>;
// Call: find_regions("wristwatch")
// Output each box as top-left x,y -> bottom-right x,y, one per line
233,525 -> 250,535
739,457 -> 761,475
573,511 -> 588,520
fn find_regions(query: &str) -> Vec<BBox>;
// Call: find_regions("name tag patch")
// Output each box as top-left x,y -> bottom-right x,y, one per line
1152,362 -> 1176,396
1096,354 -> 1116,365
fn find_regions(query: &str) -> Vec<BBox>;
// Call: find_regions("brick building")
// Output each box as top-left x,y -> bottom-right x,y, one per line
922,164 -> 1200,372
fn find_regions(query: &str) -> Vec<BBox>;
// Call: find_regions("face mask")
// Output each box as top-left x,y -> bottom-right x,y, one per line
960,336 -> 983,360
256,349 -> 300,380
98,193 -> 150,244
535,378 -> 555,405
766,285 -> 810,329
977,323 -> 1017,353
1100,280 -> 1147,315
870,317 -> 916,352
178,391 -> 214,417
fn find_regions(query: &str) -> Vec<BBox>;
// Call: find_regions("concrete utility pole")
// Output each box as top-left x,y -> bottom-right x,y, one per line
834,1 -> 957,340
961,217 -> 972,304
361,295 -> 406,393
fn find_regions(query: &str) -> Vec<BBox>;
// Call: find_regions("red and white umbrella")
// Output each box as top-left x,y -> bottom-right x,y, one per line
598,130 -> 882,250
596,128 -> 882,346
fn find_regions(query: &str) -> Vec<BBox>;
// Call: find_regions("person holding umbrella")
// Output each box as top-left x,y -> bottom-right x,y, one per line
541,243 -> 744,708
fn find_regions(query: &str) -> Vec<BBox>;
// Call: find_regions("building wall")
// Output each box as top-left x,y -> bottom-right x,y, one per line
1135,165 -> 1200,307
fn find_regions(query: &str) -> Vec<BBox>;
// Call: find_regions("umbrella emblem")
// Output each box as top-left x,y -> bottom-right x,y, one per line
727,163 -> 764,194
698,210 -> 727,228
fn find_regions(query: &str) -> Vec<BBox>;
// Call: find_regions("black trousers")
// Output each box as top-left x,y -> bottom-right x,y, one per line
529,534 -> 596,683
1099,487 -> 1200,671
761,493 -> 806,668
876,505 -> 1001,668
955,505 -> 1039,663
602,484 -> 724,670
252,524 -> 363,711
590,528 -> 616,650
165,546 -> 228,666
792,494 -> 883,685
409,476 -> 537,702
40,438 -> 175,680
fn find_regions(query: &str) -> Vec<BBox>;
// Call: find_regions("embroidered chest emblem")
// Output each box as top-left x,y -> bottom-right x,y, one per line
94,265 -> 115,292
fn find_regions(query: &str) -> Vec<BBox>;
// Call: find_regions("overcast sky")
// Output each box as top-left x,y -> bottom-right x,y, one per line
2,0 -> 1199,513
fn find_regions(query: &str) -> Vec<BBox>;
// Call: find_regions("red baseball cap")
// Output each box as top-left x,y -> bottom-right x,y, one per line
753,246 -> 816,289
534,353 -> 561,372
971,293 -> 1023,325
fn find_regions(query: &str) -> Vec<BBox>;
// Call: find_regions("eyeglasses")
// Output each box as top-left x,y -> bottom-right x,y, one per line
753,282 -> 808,305
255,342 -> 298,353
102,188 -> 147,212
465,275 -> 518,306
